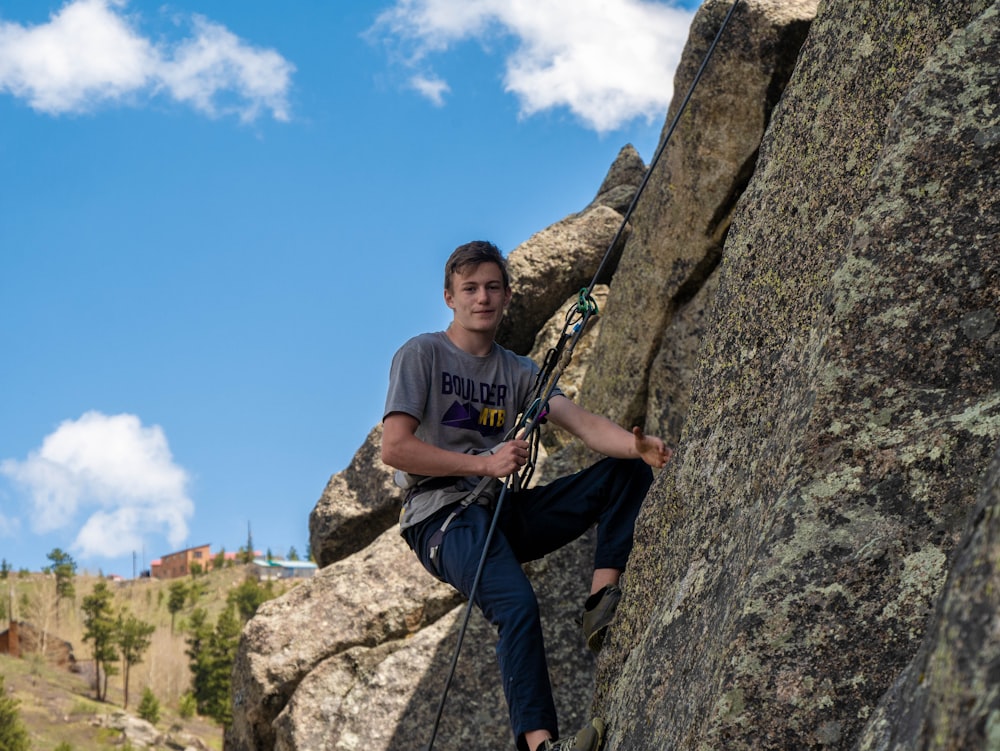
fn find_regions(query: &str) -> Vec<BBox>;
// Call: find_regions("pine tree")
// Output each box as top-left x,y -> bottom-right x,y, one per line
117,610 -> 155,709
0,674 -> 30,751
204,605 -> 241,726
46,547 -> 77,630
227,576 -> 275,623
46,547 -> 77,608
167,580 -> 188,635
185,607 -> 213,715
241,521 -> 254,564
81,580 -> 118,701
185,605 -> 241,727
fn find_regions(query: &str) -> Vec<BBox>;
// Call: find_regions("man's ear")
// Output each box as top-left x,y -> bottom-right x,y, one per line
503,287 -> 512,307
444,287 -> 456,310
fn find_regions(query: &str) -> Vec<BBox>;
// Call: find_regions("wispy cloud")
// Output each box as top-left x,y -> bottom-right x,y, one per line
0,0 -> 294,121
409,73 -> 450,106
370,0 -> 696,132
0,511 -> 19,538
0,411 -> 194,560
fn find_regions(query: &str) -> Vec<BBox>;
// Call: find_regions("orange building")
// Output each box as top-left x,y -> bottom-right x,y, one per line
154,544 -> 213,579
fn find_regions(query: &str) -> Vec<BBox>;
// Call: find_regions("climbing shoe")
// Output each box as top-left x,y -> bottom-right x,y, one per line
581,584 -> 621,653
542,717 -> 605,750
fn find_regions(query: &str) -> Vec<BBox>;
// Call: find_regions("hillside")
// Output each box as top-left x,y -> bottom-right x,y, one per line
2,565 -> 298,749
1,652 -> 221,751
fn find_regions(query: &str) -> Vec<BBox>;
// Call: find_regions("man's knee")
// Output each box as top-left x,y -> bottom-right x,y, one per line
483,578 -> 540,628
607,456 -> 653,495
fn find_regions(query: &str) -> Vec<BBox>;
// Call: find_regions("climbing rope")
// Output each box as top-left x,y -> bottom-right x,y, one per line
588,0 -> 744,292
425,3 -> 742,747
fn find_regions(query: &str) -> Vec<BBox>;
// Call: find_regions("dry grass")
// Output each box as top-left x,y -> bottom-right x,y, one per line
2,563 -> 294,746
2,651 -> 224,751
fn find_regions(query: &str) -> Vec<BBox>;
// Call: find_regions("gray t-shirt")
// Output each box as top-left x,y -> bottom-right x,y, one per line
384,331 -> 551,528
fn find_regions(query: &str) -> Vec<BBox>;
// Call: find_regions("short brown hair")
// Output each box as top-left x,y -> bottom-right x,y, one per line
444,241 -> 510,292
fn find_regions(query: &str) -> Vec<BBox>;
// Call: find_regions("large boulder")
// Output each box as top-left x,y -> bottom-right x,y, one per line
494,143 -> 646,356
229,525 -> 601,751
92,712 -> 163,748
308,425 -> 400,568
228,529 -> 461,750
496,205 -> 630,356
582,0 -> 817,430
595,1 -> 1000,750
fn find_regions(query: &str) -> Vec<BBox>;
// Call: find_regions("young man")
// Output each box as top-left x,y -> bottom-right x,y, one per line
382,241 -> 671,751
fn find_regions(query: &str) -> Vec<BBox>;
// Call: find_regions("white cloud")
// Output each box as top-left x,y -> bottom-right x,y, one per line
409,73 -> 450,106
0,411 -> 194,560
159,15 -> 293,123
370,0 -> 695,132
0,0 -> 294,121
0,512 -> 19,538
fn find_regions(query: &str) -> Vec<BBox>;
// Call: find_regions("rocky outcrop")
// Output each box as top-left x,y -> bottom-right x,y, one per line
493,144 -> 645,356
582,0 -> 816,432
228,528 -> 461,750
594,1 -> 1000,749
231,1 -> 817,748
308,424 -> 399,568
495,205 -> 631,356
585,144 -> 646,216
91,710 -> 212,750
0,620 -> 76,668
230,0 -> 1000,749
230,519 -> 600,750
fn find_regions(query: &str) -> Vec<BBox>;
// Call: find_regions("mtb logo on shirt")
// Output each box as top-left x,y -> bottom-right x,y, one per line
440,372 -> 509,436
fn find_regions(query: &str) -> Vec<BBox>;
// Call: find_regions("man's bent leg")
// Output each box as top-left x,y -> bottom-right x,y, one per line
591,457 -> 653,570
501,457 -> 652,654
405,504 -> 559,750
502,457 -> 653,567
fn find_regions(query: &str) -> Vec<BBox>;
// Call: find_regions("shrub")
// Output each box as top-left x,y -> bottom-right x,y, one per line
178,692 -> 197,719
0,676 -> 31,751
138,687 -> 160,725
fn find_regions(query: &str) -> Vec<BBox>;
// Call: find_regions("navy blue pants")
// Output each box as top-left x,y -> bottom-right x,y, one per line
402,457 -> 653,750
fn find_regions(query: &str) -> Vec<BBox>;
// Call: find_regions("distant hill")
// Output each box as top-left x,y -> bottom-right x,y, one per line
2,564 -> 297,749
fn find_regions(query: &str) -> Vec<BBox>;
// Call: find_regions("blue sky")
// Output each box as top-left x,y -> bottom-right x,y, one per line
0,0 -> 698,577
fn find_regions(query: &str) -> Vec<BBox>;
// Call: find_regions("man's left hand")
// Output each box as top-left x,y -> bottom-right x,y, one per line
633,426 -> 672,469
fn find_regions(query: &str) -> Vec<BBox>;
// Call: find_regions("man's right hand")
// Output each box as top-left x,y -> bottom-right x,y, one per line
484,439 -> 531,478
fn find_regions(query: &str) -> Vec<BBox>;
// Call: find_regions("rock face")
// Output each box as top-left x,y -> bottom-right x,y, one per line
229,0 -> 1000,749
594,1 -> 1000,750
308,424 -> 400,568
582,0 -> 816,431
494,205 -> 631,356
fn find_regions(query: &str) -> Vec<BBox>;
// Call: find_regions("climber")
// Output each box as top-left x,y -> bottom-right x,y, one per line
381,240 -> 672,751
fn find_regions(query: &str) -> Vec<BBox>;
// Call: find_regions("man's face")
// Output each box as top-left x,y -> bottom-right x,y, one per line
444,262 -> 511,336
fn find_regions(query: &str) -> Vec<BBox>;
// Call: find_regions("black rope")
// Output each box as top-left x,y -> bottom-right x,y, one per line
588,0 -> 743,292
425,3 -> 741,747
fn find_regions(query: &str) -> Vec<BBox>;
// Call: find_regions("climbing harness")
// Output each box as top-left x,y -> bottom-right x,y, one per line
425,2 -> 743,747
